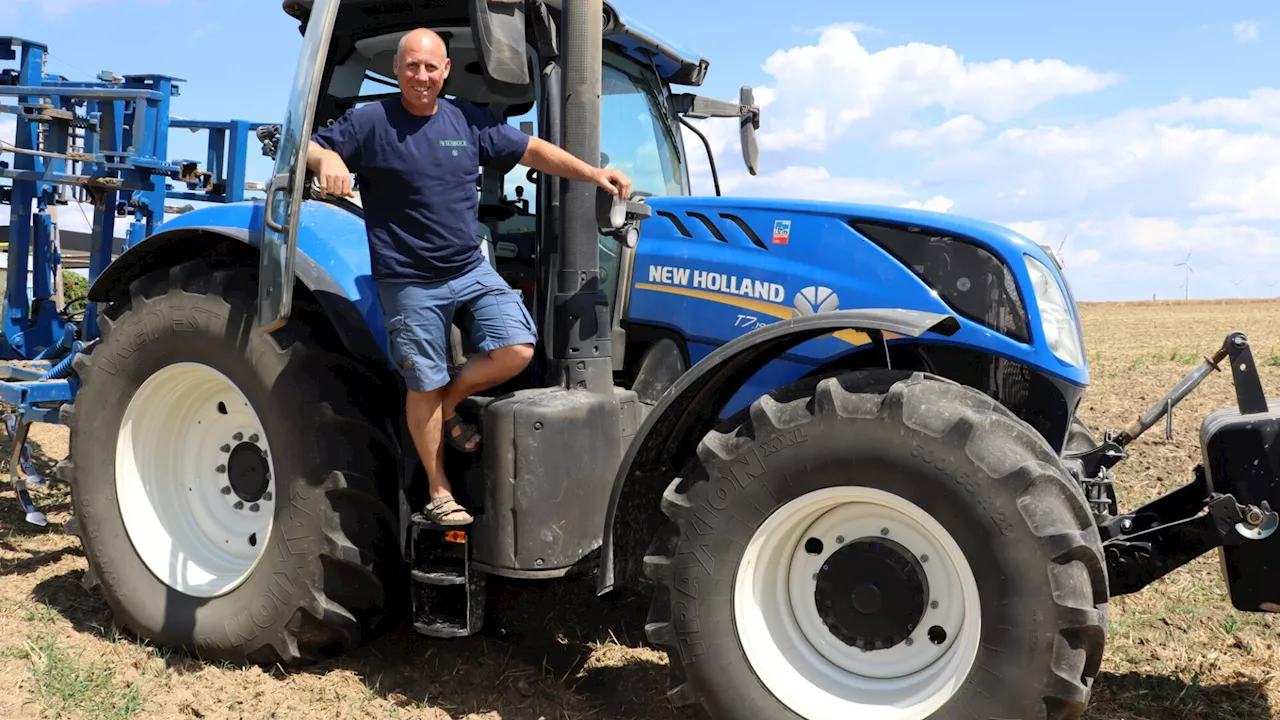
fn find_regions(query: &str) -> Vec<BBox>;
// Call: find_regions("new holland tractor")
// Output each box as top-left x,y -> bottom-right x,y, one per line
1,1 -> 1276,719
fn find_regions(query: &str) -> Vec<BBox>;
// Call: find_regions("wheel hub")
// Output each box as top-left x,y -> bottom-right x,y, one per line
815,538 -> 928,651
227,441 -> 270,503
115,362 -> 275,598
734,486 -> 982,719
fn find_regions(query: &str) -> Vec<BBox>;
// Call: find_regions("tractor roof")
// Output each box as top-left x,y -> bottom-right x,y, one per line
280,0 -> 709,86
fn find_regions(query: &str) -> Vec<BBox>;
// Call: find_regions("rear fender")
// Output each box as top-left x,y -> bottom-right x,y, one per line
88,200 -> 387,366
597,308 -> 960,594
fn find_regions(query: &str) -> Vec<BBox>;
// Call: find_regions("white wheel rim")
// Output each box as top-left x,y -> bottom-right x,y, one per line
734,486 -> 981,720
116,362 -> 276,598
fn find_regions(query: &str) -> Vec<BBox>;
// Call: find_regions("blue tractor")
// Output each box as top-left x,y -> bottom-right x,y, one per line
3,2 -> 1278,719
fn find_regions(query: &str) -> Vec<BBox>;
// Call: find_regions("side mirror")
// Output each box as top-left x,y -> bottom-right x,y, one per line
469,0 -> 530,92
596,187 -> 652,248
740,87 -> 760,176
671,90 -> 762,176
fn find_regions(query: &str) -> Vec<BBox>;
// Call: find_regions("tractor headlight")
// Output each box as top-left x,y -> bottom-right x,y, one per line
1024,255 -> 1083,367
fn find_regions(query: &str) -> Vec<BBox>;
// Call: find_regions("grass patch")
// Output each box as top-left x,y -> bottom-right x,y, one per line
1164,347 -> 1202,365
22,636 -> 146,719
1264,352 -> 1280,367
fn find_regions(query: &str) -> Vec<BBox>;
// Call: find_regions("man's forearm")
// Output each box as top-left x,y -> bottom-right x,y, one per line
305,141 -> 337,173
520,136 -> 600,183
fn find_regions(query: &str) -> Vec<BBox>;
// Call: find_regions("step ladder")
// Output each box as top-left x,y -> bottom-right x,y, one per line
409,513 -> 486,638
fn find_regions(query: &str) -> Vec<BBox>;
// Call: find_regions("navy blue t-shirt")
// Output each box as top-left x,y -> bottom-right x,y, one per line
310,97 -> 530,283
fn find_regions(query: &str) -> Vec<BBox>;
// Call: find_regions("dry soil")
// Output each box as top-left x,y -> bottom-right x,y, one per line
1,298 -> 1279,719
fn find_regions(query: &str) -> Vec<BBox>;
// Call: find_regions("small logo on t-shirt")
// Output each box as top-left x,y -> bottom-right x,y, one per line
440,139 -> 468,157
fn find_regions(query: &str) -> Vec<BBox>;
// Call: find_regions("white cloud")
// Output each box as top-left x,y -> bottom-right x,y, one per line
719,165 -> 905,203
753,26 -> 1118,151
889,115 -> 986,148
902,195 -> 955,213
672,27 -> 1271,300
804,22 -> 886,36
910,88 -> 1280,228
0,116 -> 14,146
1234,20 -> 1260,43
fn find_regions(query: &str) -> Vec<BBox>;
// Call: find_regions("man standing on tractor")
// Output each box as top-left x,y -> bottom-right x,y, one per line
305,28 -> 632,526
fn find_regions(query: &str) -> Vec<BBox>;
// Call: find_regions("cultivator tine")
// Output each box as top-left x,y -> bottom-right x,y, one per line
4,413 -> 45,487
5,414 -> 45,526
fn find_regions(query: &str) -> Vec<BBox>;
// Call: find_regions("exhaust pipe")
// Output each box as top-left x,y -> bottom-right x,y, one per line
554,0 -> 611,393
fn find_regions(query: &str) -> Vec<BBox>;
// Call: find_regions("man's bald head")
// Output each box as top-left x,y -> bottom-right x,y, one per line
397,28 -> 447,59
394,28 -> 451,115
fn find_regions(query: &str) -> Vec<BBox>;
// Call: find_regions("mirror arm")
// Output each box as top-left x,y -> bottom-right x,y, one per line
670,93 -> 756,121
677,115 -> 720,196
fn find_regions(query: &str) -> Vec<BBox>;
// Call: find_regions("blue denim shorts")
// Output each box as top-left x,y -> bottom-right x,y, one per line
377,260 -> 537,392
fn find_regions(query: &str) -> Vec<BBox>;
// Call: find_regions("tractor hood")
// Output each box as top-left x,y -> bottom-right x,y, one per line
625,195 -> 1088,389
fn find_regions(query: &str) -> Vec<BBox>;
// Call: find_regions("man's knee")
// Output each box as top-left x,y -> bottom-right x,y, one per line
490,343 -> 534,373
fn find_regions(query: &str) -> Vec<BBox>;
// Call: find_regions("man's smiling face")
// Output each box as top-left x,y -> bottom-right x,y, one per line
394,29 -> 451,114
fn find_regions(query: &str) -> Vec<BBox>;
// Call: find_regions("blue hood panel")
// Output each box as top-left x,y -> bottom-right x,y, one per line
627,196 -> 1089,394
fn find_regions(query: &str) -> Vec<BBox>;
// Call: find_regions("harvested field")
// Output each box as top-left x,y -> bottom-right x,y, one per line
1,298 -> 1279,719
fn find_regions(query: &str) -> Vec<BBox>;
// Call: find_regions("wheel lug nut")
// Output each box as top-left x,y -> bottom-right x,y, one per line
905,638 -> 914,646
249,503 -> 260,512
220,486 -> 231,495
233,501 -> 244,510
216,465 -> 226,473
880,528 -> 889,536
233,432 -> 243,441
921,554 -> 929,562
836,535 -> 845,544
249,433 -> 259,443
263,491 -> 272,501
931,600 -> 939,610
221,444 -> 230,453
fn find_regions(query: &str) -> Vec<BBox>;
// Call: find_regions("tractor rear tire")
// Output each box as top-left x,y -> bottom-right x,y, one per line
643,369 -> 1109,720
59,260 -> 402,667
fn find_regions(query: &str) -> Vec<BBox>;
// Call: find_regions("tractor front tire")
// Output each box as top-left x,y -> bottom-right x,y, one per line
60,261 -> 402,666
644,370 -> 1109,720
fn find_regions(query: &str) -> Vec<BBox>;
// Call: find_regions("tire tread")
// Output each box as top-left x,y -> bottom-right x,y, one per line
61,258 -> 401,667
646,370 -> 1108,720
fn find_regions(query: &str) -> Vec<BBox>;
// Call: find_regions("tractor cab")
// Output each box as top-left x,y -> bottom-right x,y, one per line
261,0 -> 756,383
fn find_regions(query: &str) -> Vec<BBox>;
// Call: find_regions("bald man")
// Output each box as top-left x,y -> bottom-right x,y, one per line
306,28 -> 632,526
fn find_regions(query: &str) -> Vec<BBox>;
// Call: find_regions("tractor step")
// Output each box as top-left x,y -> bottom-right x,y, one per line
410,568 -> 466,585
408,513 -> 486,638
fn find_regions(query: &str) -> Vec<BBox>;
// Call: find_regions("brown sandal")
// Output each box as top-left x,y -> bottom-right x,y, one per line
423,494 -> 473,526
443,414 -> 481,453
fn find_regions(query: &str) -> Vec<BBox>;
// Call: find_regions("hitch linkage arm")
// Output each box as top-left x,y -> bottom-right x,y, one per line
1102,466 -> 1277,597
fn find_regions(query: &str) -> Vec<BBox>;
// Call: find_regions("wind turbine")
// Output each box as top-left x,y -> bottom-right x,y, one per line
1174,249 -> 1195,300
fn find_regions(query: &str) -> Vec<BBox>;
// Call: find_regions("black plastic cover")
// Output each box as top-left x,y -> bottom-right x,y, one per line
851,221 -> 1030,343
469,0 -> 530,92
467,386 -> 641,576
1201,400 -> 1280,611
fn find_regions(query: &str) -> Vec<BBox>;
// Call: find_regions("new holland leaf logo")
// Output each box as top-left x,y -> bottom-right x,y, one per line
793,286 -> 839,316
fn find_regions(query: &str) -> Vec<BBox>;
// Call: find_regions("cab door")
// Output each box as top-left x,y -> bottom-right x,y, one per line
257,0 -> 341,332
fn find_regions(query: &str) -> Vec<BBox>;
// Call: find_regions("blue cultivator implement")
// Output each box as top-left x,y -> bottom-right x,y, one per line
0,36 -> 273,524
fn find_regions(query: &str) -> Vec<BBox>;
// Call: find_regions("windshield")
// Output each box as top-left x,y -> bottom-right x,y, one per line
601,53 -> 688,198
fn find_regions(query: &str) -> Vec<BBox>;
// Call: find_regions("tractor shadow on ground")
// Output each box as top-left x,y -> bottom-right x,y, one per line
307,574 -> 690,720
28,565 -> 687,719
1090,670 -> 1271,720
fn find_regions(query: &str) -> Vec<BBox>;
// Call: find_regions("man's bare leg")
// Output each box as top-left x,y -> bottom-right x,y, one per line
405,387 -> 473,523
439,344 -> 534,448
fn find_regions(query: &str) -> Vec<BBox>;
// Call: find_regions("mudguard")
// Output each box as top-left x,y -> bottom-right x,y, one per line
87,199 -> 388,366
596,307 -> 960,594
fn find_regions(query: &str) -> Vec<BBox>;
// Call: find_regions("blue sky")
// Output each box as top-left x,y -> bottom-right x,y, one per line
3,0 -> 1277,302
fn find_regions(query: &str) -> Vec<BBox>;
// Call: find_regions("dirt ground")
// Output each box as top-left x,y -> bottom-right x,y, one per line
1,298 -> 1279,719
